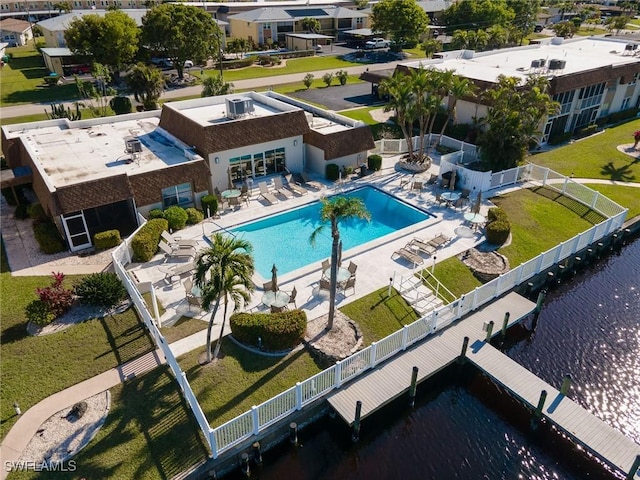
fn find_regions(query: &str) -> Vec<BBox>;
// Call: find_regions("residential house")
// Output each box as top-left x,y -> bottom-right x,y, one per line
1,92 -> 374,251
0,18 -> 33,46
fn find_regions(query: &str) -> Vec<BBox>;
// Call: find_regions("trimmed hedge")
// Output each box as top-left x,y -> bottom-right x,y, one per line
33,221 -> 65,254
486,219 -> 511,245
487,207 -> 508,223
148,209 -> 165,220
131,218 -> 168,262
367,154 -> 382,171
326,163 -> 339,181
28,203 -> 48,222
230,309 -> 307,351
94,229 -> 121,250
164,206 -> 188,231
185,207 -> 204,225
74,272 -> 127,307
201,195 -> 218,217
109,96 -> 132,115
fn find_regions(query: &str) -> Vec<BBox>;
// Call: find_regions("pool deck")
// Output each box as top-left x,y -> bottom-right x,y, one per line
127,155 -> 499,355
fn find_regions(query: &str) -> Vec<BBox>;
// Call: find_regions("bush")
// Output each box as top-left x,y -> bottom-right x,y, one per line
93,229 -> 121,250
201,195 -> 218,218
33,221 -> 65,254
487,207 -> 508,223
36,272 -> 75,318
485,219 -> 511,245
25,299 -> 56,326
74,272 -> 127,308
547,132 -> 572,146
322,72 -> 334,87
367,154 -> 382,171
15,204 -> 30,219
43,76 -> 59,86
185,207 -> 204,225
28,203 -> 48,222
131,218 -> 168,262
336,70 -> 348,86
148,209 -> 165,220
326,163 -> 340,181
303,73 -> 314,89
164,206 -> 188,231
230,310 -> 307,351
109,96 -> 132,115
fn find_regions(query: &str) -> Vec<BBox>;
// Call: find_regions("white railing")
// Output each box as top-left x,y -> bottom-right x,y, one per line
110,164 -> 627,459
371,134 -> 478,160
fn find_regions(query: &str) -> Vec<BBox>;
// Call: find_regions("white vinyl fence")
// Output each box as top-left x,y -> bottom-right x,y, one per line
113,167 -> 627,459
371,134 -> 478,162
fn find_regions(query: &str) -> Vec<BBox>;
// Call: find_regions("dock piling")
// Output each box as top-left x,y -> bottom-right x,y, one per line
409,366 -> 419,408
531,290 -> 547,330
560,374 -> 572,396
252,442 -> 262,465
240,452 -> 250,477
530,389 -> 548,431
626,454 -> 640,480
289,422 -> 298,445
459,336 -> 469,363
501,312 -> 510,337
545,271 -> 555,289
352,401 -> 362,442
557,264 -> 566,284
484,321 -> 494,343
572,256 -> 581,276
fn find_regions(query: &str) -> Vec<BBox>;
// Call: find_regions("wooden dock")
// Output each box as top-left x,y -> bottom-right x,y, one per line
467,343 -> 640,476
327,291 -> 535,423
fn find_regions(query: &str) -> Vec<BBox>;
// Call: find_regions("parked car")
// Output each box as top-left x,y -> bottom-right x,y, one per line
533,24 -> 544,33
364,38 -> 390,49
183,60 -> 194,68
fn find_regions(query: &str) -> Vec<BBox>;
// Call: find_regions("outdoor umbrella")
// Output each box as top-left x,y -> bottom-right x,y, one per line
449,170 -> 457,190
271,264 -> 278,292
472,191 -> 482,214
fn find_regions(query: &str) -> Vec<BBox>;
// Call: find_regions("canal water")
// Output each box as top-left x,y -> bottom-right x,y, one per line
236,237 -> 640,480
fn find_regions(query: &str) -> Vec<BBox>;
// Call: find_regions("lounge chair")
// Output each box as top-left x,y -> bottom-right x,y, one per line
283,174 -> 308,196
258,182 -> 279,205
392,247 -> 424,266
163,260 -> 195,284
158,240 -> 195,260
408,238 -> 436,256
161,230 -> 198,250
300,172 -> 324,190
273,176 -> 293,199
428,233 -> 452,249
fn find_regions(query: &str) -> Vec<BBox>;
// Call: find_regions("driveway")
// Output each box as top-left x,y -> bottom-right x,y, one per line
289,82 -> 383,111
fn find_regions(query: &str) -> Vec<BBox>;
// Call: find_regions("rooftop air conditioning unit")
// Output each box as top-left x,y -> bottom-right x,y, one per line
548,59 -> 565,71
226,97 -> 255,119
124,137 -> 142,154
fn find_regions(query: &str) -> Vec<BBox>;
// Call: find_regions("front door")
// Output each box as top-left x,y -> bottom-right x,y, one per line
61,211 -> 92,252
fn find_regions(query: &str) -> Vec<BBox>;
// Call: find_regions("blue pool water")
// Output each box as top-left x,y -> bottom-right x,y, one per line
231,187 -> 432,277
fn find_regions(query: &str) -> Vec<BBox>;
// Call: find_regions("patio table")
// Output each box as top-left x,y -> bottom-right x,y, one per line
222,189 -> 241,199
324,267 -> 351,283
261,290 -> 290,308
464,212 -> 486,230
441,191 -> 461,203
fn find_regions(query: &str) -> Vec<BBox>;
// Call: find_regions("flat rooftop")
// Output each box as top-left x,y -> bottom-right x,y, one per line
403,37 -> 640,83
13,115 -> 203,189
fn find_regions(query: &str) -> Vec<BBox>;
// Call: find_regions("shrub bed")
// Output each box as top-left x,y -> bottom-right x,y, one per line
185,207 -> 204,225
74,272 -> 127,307
33,221 -> 65,254
94,229 -> 121,250
164,206 -> 188,231
131,218 -> 168,262
485,207 -> 511,245
326,163 -> 339,181
230,310 -> 307,351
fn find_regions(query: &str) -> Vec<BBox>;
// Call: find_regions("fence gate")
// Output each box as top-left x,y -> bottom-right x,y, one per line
61,211 -> 92,251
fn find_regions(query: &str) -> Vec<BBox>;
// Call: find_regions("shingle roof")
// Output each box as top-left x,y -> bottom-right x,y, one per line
54,174 -> 133,215
37,9 -> 146,31
304,125 -> 375,160
229,6 -> 366,22
0,18 -> 32,33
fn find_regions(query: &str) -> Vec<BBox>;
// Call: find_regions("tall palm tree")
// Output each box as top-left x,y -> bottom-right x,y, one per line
438,75 -> 477,144
380,72 -> 417,161
194,233 -> 255,363
310,197 -> 370,330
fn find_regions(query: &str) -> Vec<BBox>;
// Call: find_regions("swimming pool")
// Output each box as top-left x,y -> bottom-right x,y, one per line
231,186 -> 433,278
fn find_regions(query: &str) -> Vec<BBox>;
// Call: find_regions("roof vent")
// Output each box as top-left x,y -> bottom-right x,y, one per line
226,97 -> 254,119
124,136 -> 142,154
531,59 -> 541,68
548,59 -> 566,71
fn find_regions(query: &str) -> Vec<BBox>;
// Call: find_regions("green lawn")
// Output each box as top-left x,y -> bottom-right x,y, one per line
0,44 -> 80,107
160,316 -> 207,344
0,271 -> 156,440
583,184 -> 640,219
531,119 -> 640,182
8,367 -> 208,480
428,259 -> 482,298
340,106 -> 380,125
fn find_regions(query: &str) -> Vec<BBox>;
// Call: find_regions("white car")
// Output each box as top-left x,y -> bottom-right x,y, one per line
365,38 -> 390,49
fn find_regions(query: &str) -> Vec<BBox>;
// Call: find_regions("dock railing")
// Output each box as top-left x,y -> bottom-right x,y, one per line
111,165 -> 628,459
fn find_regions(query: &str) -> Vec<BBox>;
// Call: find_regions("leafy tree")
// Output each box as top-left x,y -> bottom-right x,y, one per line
552,20 -> 578,38
478,75 -> 559,171
442,0 -> 514,32
336,70 -> 348,86
76,63 -> 115,117
125,62 -> 165,110
226,37 -> 251,57
422,39 -> 442,58
507,0 -> 541,44
485,25 -> 507,50
303,73 -> 314,89
322,72 -> 334,87
64,10 -> 139,81
109,96 -> 132,115
451,29 -> 488,50
310,197 -> 370,330
371,0 -> 429,48
438,75 -> 477,143
353,0 -> 368,9
202,74 -> 234,97
194,233 -> 254,363
53,1 -> 71,13
301,17 -> 321,33
606,16 -> 631,35
142,4 -> 220,79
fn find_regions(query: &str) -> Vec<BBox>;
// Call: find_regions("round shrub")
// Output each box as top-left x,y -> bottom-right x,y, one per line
185,207 -> 204,225
201,195 -> 218,218
230,310 -> 307,351
148,209 -> 165,220
131,217 -> 168,262
109,96 -> 132,115
487,207 -> 508,223
15,204 -> 30,219
93,229 -> 121,250
164,206 -> 188,231
367,154 -> 382,171
486,219 -> 511,245
25,299 -> 55,326
74,272 -> 127,307
326,163 -> 340,181
33,221 -> 65,254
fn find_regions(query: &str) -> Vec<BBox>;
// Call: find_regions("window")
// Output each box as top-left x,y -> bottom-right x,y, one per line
622,97 -> 631,110
229,155 -> 252,182
263,23 -> 271,30
162,183 -> 194,209
552,90 -> 575,116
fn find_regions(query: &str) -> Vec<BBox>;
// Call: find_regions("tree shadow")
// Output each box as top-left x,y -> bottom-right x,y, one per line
600,161 -> 636,182
530,186 -> 606,225
95,312 -> 155,365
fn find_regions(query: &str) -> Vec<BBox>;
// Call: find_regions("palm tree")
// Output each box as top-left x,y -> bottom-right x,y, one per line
438,75 -> 477,144
380,72 -> 417,162
194,233 -> 255,363
310,197 -> 370,330
125,62 -> 165,110
202,74 -> 234,97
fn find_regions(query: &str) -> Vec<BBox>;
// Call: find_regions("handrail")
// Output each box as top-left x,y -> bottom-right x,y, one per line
417,268 -> 456,305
